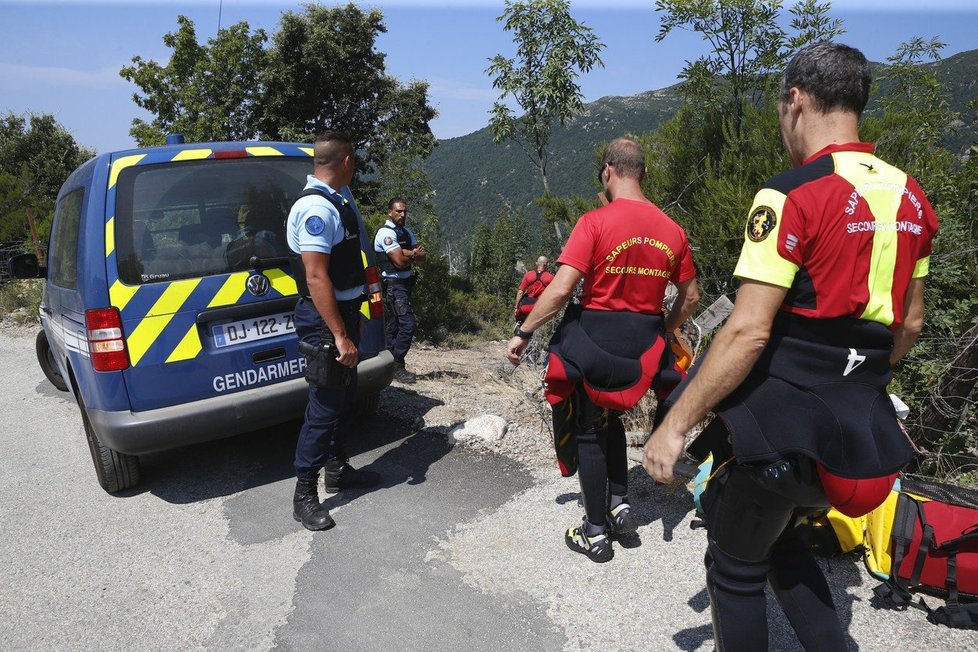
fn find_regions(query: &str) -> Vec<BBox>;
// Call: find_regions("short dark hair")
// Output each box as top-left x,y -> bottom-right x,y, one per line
601,138 -> 645,182
388,197 -> 407,210
313,130 -> 353,167
780,42 -> 872,116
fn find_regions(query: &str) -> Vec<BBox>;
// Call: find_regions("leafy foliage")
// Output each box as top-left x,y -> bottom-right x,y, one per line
647,1 -> 978,478
643,0 -> 843,304
468,208 -> 527,300
487,0 -> 604,193
0,113 -> 93,244
121,16 -> 268,145
259,3 -> 437,196
0,279 -> 43,322
534,192 -> 598,262
655,0 -> 843,137
861,44 -> 978,474
120,5 -> 436,209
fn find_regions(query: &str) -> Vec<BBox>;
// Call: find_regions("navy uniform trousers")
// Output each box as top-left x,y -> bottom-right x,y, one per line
383,277 -> 416,364
293,297 -> 360,481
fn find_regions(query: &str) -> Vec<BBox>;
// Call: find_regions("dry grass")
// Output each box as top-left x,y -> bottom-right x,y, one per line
0,279 -> 42,324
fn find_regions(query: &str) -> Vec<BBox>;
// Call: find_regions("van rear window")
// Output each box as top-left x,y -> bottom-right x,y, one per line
114,157 -> 309,284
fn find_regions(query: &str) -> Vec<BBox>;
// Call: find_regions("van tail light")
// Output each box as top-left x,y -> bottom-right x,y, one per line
364,266 -> 384,319
86,308 -> 130,371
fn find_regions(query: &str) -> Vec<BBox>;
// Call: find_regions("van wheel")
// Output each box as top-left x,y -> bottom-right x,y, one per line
356,391 -> 380,418
78,394 -> 141,493
36,330 -> 68,392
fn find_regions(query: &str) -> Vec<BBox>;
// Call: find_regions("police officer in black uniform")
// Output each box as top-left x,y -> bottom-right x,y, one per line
374,197 -> 425,383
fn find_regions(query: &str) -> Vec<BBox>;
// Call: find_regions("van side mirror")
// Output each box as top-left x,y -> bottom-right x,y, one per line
8,253 -> 46,279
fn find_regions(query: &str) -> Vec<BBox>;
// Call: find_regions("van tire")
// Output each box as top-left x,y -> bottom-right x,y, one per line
356,390 -> 380,418
78,393 -> 141,493
36,330 -> 68,392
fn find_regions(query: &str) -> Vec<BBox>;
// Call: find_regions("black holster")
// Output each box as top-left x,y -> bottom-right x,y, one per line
298,331 -> 353,389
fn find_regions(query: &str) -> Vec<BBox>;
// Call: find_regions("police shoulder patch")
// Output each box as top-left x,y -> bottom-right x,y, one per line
747,206 -> 777,243
305,215 -> 326,236
384,235 -> 394,246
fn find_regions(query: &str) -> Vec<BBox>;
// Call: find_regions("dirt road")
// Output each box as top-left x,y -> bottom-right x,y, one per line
0,324 -> 971,651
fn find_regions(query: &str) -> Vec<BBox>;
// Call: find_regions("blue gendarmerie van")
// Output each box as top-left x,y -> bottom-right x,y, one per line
10,138 -> 393,493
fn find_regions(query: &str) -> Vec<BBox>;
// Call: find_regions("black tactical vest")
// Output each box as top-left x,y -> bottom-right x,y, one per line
375,223 -> 413,274
288,188 -> 366,296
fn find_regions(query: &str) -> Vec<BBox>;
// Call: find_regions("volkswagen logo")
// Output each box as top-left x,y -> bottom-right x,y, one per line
246,273 -> 271,297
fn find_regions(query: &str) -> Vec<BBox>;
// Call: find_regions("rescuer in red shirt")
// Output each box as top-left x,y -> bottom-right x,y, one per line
507,138 -> 700,563
644,43 -> 938,649
514,256 -> 554,323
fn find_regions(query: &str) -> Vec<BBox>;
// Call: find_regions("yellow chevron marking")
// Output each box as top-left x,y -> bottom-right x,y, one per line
209,273 -> 247,307
146,278 -> 200,316
166,325 -> 203,363
127,279 -> 200,366
299,147 -> 314,157
109,279 -> 139,312
105,216 -> 115,257
127,315 -> 172,366
266,267 -> 298,297
246,146 -> 283,157
359,250 -> 371,317
171,149 -> 213,161
109,154 -> 146,189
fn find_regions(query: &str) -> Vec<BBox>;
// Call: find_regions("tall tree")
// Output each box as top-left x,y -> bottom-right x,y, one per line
0,113 -> 93,242
655,0 -> 843,138
468,221 -> 495,294
121,6 -> 437,208
486,0 -> 604,194
259,3 -> 437,200
644,0 -> 846,298
120,16 -> 268,145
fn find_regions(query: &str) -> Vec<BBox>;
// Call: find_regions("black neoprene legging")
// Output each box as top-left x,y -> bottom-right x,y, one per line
574,387 -> 629,529
702,457 -> 848,651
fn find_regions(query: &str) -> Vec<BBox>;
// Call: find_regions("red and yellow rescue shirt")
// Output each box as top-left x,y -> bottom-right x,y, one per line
734,142 -> 938,327
559,198 -> 696,314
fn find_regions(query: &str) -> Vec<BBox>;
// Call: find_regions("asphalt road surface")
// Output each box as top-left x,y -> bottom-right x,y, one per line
1,327 -> 973,651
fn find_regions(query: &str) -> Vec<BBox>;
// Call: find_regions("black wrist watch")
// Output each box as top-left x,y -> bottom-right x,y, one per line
513,324 -> 533,339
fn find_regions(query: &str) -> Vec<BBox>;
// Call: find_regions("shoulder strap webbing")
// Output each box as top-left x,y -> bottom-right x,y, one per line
295,188 -> 358,237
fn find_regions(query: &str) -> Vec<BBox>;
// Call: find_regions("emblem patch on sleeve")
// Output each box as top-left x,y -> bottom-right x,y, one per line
305,215 -> 325,236
384,236 -> 394,246
747,206 -> 777,243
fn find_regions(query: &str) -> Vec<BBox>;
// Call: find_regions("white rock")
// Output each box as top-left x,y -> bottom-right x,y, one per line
450,415 -> 508,443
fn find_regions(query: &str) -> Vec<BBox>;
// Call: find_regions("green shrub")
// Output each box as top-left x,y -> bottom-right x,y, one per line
0,279 -> 42,324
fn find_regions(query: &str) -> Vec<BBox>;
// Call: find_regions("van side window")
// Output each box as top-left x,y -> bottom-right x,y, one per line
49,189 -> 84,288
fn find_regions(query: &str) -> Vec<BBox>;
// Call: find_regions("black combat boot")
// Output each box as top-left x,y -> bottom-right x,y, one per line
293,477 -> 335,531
323,457 -> 381,493
393,361 -> 416,384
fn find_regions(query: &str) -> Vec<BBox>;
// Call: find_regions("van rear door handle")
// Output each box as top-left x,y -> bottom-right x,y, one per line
253,347 -> 285,364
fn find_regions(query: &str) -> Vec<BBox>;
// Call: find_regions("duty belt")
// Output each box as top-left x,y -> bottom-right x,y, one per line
299,295 -> 364,317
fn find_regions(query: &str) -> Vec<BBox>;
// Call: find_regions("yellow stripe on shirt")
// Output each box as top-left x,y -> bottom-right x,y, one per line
733,188 -> 797,288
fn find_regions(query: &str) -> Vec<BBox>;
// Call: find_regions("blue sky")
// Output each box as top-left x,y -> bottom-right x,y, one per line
1,0 -> 977,154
